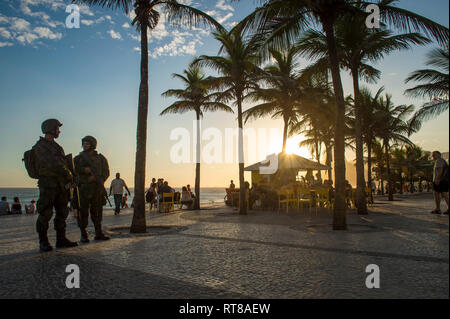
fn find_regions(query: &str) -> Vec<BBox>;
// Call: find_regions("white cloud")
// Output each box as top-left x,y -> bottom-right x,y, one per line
11,18 -> 31,31
217,12 -> 233,24
81,19 -> 95,26
33,26 -> 62,40
0,42 -> 13,47
133,47 -> 141,52
149,35 -> 202,59
122,22 -> 130,29
130,33 -> 141,41
108,29 -> 122,40
0,28 -> 12,39
216,0 -> 234,11
16,32 -> 38,44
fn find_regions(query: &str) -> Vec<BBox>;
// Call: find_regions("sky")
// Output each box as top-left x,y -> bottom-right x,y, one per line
0,0 -> 448,188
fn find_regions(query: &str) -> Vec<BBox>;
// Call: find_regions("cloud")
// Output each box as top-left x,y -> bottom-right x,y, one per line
10,18 -> 31,32
217,12 -> 233,24
216,0 -> 234,11
33,27 -> 62,40
122,22 -> 130,29
16,32 -> 38,44
0,28 -> 12,39
149,32 -> 202,59
107,29 -> 122,40
0,42 -> 13,47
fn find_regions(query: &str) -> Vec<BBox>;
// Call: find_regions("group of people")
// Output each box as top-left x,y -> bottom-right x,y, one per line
25,119 -> 112,252
0,197 -> 36,215
145,178 -> 196,211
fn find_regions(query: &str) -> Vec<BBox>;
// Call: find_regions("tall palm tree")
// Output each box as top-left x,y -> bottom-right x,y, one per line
376,94 -> 416,201
194,29 -> 264,215
234,0 -> 448,230
160,65 -> 233,210
76,0 -> 221,232
405,46 -> 449,130
243,48 -> 305,153
359,87 -> 385,190
296,16 -> 429,214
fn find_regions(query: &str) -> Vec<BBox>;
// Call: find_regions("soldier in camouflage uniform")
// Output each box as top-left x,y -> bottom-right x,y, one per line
35,119 -> 78,252
74,136 -> 110,242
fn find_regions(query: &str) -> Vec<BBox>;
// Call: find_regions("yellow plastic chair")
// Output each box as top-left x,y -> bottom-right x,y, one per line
316,188 -> 333,211
161,192 -> 174,213
277,190 -> 289,214
297,188 -> 312,213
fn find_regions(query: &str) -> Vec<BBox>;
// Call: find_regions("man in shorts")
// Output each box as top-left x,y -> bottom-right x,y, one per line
431,151 -> 449,215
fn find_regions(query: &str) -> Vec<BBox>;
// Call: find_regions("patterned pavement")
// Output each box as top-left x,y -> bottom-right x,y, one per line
0,192 -> 448,299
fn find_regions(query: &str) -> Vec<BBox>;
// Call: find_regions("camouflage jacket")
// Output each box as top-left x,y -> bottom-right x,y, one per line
74,151 -> 110,186
34,137 -> 72,188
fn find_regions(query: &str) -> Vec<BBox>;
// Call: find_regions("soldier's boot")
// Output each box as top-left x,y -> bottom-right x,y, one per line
56,230 -> 78,248
80,228 -> 90,243
38,231 -> 53,252
94,225 -> 110,241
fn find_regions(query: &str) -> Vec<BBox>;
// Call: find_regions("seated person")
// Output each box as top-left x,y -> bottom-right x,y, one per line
180,187 -> 194,209
0,197 -> 10,215
186,184 -> 196,200
11,197 -> 22,214
159,181 -> 174,212
25,200 -> 36,214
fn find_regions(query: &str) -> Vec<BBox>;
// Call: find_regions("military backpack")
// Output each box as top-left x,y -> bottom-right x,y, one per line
23,147 -> 39,179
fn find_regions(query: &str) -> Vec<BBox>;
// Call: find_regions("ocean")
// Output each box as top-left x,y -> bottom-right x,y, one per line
0,187 -> 226,210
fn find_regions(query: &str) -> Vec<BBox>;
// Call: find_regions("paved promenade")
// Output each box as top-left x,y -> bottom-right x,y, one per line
0,192 -> 448,299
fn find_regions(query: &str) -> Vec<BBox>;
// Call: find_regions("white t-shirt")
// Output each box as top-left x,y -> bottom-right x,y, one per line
110,178 -> 127,195
434,158 -> 447,181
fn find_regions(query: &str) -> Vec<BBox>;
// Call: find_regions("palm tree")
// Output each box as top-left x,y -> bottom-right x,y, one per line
359,87 -> 385,191
243,48 -> 306,153
160,65 -> 233,210
405,46 -> 449,130
234,0 -> 448,230
76,0 -> 221,232
375,94 -> 416,201
296,15 -> 429,215
194,29 -> 264,215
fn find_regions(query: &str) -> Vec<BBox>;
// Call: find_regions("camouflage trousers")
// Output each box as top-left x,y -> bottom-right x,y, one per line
77,183 -> 104,229
36,187 -> 69,233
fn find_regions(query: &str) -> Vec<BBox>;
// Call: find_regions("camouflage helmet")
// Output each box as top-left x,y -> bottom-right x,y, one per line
41,119 -> 62,134
82,136 -> 97,150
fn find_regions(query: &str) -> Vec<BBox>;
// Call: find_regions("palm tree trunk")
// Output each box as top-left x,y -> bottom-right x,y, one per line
237,91 -> 247,215
323,20 -> 347,230
385,142 -> 394,201
282,116 -> 288,153
326,144 -> 333,182
315,137 -> 322,181
351,68 -> 367,215
194,111 -> 201,210
130,21 -> 149,233
367,140 -> 373,202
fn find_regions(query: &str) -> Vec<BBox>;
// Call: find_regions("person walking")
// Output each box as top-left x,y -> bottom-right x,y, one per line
109,173 -> 131,215
430,151 -> 449,215
33,119 -> 78,252
74,136 -> 110,243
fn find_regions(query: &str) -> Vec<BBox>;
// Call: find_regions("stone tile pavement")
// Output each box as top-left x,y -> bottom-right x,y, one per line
0,192 -> 448,298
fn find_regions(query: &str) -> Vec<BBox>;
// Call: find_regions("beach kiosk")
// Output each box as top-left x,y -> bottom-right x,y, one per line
244,152 -> 330,187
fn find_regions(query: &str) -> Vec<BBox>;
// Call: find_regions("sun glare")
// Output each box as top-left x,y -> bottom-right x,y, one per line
287,137 -> 312,158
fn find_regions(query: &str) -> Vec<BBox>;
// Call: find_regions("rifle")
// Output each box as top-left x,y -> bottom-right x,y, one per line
80,152 -> 112,207
66,154 -> 81,211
